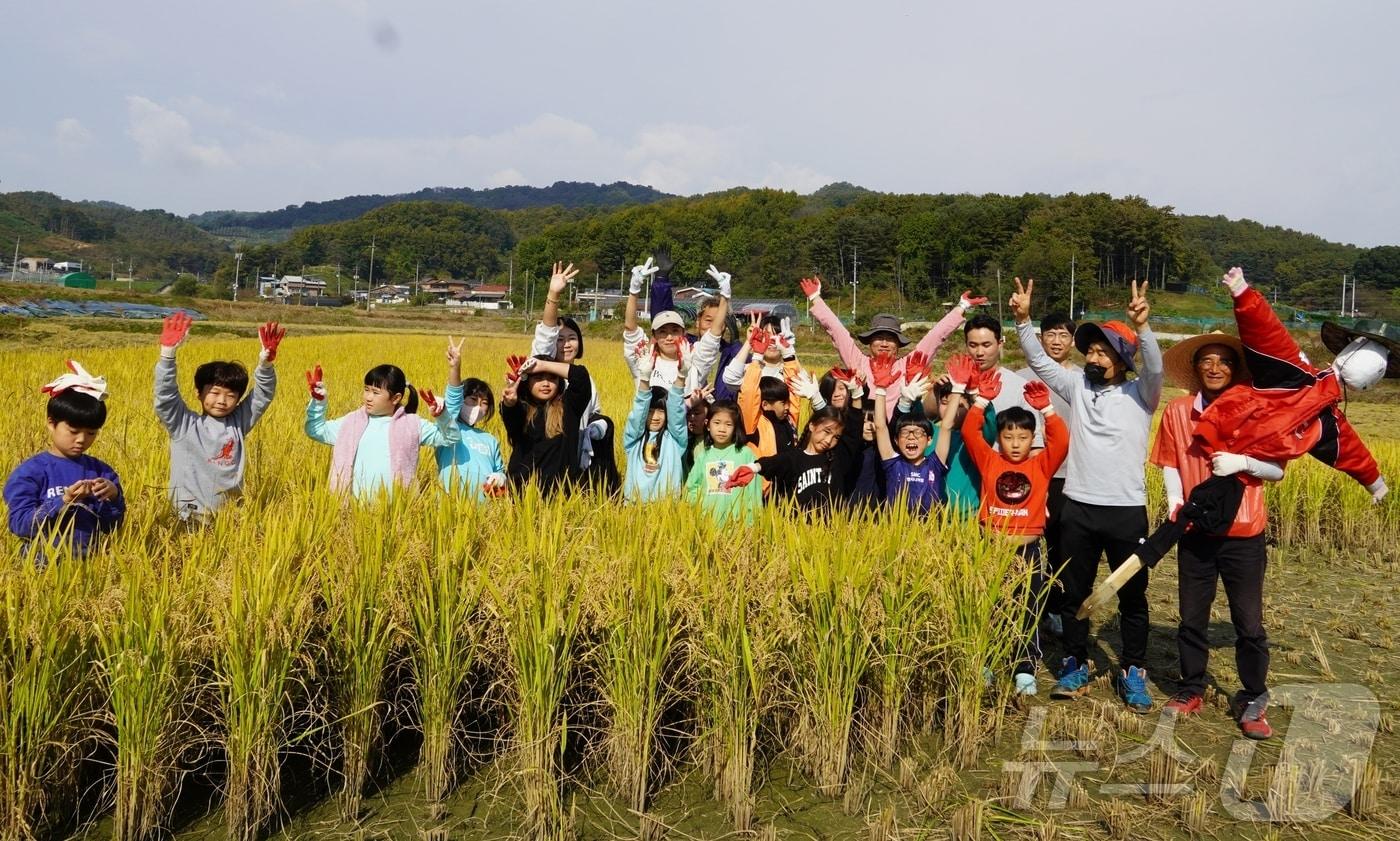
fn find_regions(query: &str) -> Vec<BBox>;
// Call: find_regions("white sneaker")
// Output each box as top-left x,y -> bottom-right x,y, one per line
1015,673 -> 1038,696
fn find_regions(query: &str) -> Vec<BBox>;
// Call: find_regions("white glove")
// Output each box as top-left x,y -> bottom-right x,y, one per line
676,340 -> 694,378
629,257 -> 658,295
516,357 -> 538,378
899,373 -> 930,407
845,376 -> 865,401
1167,497 -> 1184,521
779,317 -> 796,360
1222,267 -> 1248,298
706,264 -> 732,299
1367,476 -> 1388,504
635,348 -> 656,382
790,369 -> 823,409
587,418 -> 608,440
484,472 -> 508,489
1210,452 -> 1250,477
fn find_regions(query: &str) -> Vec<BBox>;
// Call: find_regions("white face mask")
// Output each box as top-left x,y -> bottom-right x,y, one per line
1334,337 -> 1389,391
463,405 -> 484,426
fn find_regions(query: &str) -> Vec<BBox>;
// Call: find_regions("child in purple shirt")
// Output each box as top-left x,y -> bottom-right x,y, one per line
869,355 -> 948,514
4,361 -> 124,558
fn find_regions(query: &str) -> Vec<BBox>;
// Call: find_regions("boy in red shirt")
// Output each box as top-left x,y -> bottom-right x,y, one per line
949,355 -> 1070,695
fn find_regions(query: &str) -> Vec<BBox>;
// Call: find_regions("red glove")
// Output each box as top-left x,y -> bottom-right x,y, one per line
831,367 -> 856,385
978,369 -> 1003,400
421,388 -> 443,418
1023,380 -> 1051,411
945,354 -> 979,391
749,325 -> 772,355
958,290 -> 989,310
905,351 -> 931,381
724,466 -> 756,490
257,321 -> 286,361
799,276 -> 821,299
505,354 -> 528,383
159,311 -> 193,348
305,365 -> 325,401
870,352 -> 900,390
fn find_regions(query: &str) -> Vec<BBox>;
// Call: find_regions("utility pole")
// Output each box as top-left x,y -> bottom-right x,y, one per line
10,238 -> 18,282
335,264 -> 341,297
850,246 -> 859,319
593,271 -> 600,321
366,237 -> 376,311
997,269 -> 1003,323
234,251 -> 243,302
1069,254 -> 1076,319
1340,274 -> 1347,318
127,257 -> 133,292
507,254 -> 514,303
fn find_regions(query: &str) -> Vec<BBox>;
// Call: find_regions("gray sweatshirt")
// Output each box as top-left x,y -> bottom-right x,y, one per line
155,356 -> 276,517
1016,320 -> 1161,507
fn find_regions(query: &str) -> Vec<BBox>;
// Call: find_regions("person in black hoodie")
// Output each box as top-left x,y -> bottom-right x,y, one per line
500,355 -> 593,496
723,405 -> 863,511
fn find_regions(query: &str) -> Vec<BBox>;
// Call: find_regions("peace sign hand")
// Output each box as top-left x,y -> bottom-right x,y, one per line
1127,279 -> 1150,327
446,335 -> 464,368
1009,277 -> 1034,324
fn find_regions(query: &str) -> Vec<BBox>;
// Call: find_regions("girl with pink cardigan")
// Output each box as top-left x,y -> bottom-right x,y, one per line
304,362 -> 461,497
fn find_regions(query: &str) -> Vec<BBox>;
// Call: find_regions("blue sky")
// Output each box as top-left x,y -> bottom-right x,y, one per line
5,1 -> 1398,245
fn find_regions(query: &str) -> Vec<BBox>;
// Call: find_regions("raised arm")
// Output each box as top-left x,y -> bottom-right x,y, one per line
153,312 -> 196,435
303,365 -> 339,446
1010,277 -> 1079,401
1127,280 -> 1163,410
234,321 -> 283,433
623,257 -> 657,334
870,354 -> 900,461
911,290 -> 986,359
803,276 -> 872,380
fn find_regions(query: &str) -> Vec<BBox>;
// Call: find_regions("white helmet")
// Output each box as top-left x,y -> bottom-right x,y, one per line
1334,336 -> 1390,391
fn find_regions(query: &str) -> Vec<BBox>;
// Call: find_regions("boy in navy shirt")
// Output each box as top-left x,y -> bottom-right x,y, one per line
4,361 -> 124,558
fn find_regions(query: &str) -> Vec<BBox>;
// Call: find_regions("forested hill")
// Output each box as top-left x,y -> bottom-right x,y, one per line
188,181 -> 674,234
222,188 -> 1398,315
0,191 -> 227,275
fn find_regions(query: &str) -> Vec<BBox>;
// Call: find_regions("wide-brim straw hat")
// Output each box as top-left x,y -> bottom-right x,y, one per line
1320,319 -> 1400,379
1162,331 -> 1250,392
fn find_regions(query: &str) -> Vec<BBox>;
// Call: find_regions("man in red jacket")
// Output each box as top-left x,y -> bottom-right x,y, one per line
1195,267 -> 1395,503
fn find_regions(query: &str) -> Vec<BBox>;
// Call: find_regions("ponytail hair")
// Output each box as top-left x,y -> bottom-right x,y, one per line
364,363 -> 419,414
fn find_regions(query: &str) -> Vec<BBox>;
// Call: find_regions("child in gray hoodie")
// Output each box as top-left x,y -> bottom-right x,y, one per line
154,312 -> 283,519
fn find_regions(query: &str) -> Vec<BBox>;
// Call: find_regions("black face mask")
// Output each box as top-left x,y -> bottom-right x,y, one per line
1084,363 -> 1108,386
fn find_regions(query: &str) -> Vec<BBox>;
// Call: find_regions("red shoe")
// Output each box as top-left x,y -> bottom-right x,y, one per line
1238,703 -> 1273,740
1164,692 -> 1203,716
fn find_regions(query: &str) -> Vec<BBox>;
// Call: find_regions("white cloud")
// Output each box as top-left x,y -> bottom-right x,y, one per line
125,95 -> 234,170
54,118 -> 94,150
760,162 -> 834,195
487,168 -> 525,187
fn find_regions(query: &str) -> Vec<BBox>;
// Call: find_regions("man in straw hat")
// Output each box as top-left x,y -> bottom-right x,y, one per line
1153,331 -> 1283,739
801,275 -> 987,418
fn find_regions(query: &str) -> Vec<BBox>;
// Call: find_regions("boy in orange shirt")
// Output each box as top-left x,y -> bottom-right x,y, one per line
950,355 -> 1069,695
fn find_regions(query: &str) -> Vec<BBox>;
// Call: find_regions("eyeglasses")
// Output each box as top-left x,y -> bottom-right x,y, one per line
1195,355 -> 1236,370
898,428 -> 930,440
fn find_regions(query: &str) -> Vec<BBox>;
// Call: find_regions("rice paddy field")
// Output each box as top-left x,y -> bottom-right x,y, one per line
3,323 -> 1400,841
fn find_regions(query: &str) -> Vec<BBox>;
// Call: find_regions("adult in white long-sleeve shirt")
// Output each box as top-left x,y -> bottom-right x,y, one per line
963,313 -> 1041,447
619,257 -> 727,392
1012,278 -> 1163,712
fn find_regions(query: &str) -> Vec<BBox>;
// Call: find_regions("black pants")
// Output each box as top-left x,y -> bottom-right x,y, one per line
1058,499 -> 1149,669
1014,542 -> 1044,676
1042,477 -> 1068,619
1176,532 -> 1269,704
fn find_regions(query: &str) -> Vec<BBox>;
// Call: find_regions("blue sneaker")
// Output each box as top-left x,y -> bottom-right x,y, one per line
1116,666 -> 1153,713
1049,657 -> 1090,700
